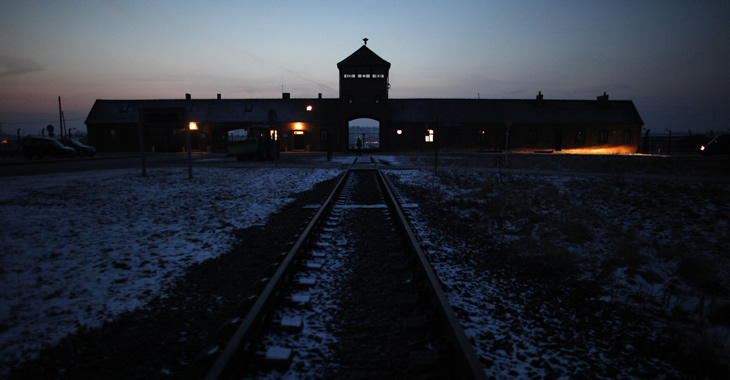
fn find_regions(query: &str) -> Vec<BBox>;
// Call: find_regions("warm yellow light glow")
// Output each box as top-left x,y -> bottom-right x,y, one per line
188,122 -> 198,130
510,146 -> 637,155
425,129 -> 434,142
294,123 -> 303,130
560,147 -> 634,154
270,130 -> 278,140
293,131 -> 304,135
396,129 -> 402,135
306,105 -> 313,111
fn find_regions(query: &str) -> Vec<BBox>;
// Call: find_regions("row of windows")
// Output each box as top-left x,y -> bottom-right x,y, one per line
319,129 -> 633,146
421,129 -> 633,145
343,74 -> 386,79
592,130 -> 632,144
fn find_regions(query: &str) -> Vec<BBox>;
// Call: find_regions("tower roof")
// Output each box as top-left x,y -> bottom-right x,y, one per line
337,45 -> 391,69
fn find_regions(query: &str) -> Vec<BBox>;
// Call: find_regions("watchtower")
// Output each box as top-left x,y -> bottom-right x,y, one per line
337,39 -> 391,150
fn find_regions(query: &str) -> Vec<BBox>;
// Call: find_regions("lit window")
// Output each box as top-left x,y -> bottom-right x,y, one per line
270,130 -> 278,140
425,129 -> 434,143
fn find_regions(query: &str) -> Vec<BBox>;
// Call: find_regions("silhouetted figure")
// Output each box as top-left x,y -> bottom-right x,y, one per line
356,137 -> 362,156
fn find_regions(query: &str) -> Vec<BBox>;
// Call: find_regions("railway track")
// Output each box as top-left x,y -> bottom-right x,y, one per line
204,158 -> 486,379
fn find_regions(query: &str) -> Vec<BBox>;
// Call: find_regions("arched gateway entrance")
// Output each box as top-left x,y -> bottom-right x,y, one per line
348,118 -> 380,151
337,41 -> 391,152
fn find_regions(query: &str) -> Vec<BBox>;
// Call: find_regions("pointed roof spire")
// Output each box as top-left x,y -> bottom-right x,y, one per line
337,41 -> 391,69
363,38 -> 368,45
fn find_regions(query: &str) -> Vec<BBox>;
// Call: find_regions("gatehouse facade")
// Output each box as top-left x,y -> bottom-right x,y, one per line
86,41 -> 643,154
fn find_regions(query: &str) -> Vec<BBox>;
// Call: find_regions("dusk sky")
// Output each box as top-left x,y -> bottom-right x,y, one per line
1,0 -> 729,137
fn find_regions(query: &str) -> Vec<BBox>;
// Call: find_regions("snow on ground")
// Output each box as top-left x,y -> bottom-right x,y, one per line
2,155 -> 729,377
385,167 -> 730,378
0,167 -> 342,370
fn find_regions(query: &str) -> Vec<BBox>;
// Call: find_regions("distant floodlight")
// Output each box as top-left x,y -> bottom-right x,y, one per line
396,129 -> 402,135
306,105 -> 313,111
189,122 -> 198,130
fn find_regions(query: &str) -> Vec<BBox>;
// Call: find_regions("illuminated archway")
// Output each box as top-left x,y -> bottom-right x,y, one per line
348,118 -> 380,151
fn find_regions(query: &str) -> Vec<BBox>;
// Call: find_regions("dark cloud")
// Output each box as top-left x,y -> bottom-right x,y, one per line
0,56 -> 43,77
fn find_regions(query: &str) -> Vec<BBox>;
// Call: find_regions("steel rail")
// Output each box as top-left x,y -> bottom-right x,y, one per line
376,168 -> 488,380
206,164 -> 353,380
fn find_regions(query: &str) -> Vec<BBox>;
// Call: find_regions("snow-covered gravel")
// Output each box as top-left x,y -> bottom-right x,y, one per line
0,167 -> 342,373
381,157 -> 730,378
2,153 -> 729,378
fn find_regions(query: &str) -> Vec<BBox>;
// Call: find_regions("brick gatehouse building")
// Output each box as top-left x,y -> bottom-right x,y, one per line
86,40 -> 643,154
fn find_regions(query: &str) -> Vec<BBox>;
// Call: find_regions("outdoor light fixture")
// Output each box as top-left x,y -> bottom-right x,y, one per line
189,122 -> 198,130
306,105 -> 313,111
294,123 -> 303,130
396,129 -> 402,135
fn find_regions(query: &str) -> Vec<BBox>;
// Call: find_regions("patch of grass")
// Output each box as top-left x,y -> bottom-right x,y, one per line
604,239 -> 646,270
507,237 -> 579,278
557,218 -> 595,243
700,181 -> 726,200
676,253 -> 712,284
670,328 -> 730,379
708,303 -> 730,328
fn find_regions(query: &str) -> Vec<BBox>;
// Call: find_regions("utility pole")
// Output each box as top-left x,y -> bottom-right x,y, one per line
58,96 -> 64,139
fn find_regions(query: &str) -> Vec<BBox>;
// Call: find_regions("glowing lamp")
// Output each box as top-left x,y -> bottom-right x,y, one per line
306,105 -> 313,111
294,123 -> 303,130
396,130 -> 402,135
189,122 -> 198,130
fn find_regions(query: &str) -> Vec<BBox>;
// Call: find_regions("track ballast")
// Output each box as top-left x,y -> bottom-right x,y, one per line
205,158 -> 486,379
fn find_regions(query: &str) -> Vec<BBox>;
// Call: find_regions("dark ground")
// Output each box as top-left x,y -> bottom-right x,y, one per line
6,152 -> 730,378
8,175 -> 341,379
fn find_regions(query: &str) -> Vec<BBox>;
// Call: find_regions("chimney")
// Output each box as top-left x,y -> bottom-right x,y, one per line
536,91 -> 544,107
185,93 -> 191,100
282,92 -> 290,99
217,93 -> 221,100
597,92 -> 609,108
318,93 -> 322,99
